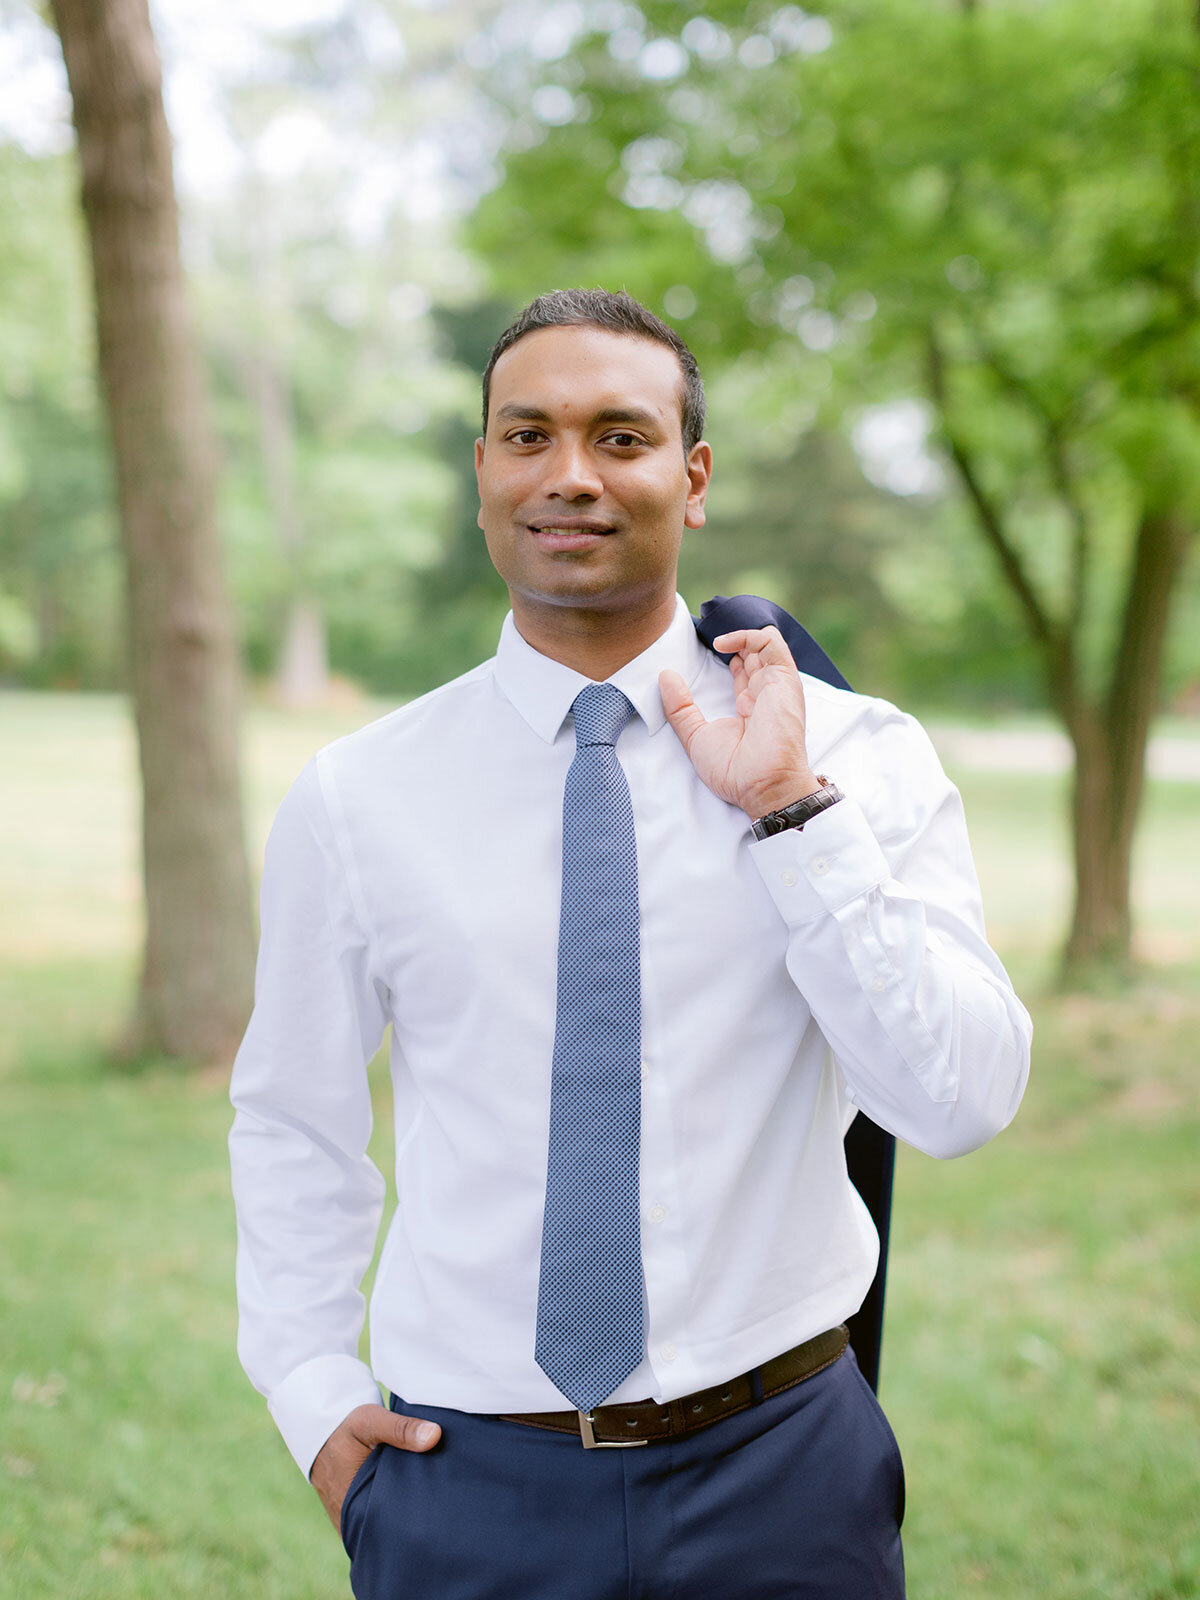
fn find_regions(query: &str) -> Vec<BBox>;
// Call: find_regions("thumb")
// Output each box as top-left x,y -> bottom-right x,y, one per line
659,669 -> 707,755
362,1408 -> 441,1453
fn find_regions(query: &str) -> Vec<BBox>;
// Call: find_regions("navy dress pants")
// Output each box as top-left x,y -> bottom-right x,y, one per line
340,1347 -> 905,1599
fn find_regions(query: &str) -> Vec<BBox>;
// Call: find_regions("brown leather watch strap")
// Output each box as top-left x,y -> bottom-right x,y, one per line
751,776 -> 844,842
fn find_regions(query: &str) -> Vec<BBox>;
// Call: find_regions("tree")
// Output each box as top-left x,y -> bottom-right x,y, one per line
469,0 -> 1200,977
187,4 -> 488,703
0,143 -> 120,687
49,0 -> 255,1060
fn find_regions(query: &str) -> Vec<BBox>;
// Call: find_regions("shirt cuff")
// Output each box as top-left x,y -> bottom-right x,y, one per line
749,794 -> 889,924
267,1354 -> 385,1478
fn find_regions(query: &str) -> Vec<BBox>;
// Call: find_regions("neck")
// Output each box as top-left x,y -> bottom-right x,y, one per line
509,589 -> 678,681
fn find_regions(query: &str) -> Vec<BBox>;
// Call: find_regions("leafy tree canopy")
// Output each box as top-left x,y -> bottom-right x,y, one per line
470,0 -> 1200,699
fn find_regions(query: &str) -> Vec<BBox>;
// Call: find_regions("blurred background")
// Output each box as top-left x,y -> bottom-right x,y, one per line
1,1 -> 1197,1596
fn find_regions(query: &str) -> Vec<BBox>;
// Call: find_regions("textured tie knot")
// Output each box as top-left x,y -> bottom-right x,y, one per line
571,682 -> 634,748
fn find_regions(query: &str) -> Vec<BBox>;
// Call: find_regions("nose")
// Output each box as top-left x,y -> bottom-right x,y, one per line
542,437 -> 604,501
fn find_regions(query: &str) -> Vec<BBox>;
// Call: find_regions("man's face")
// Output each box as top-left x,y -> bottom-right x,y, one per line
475,325 -> 710,621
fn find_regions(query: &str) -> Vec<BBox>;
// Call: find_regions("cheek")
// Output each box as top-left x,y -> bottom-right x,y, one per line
484,466 -> 540,521
478,475 -> 526,544
624,476 -> 688,536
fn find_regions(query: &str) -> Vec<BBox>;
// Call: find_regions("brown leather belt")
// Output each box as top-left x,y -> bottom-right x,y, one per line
500,1325 -> 849,1449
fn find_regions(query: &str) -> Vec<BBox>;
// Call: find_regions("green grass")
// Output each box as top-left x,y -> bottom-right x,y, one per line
1,691 -> 1198,1598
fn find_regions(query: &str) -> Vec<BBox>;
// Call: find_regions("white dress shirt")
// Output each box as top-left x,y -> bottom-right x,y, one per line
229,595 -> 1031,1476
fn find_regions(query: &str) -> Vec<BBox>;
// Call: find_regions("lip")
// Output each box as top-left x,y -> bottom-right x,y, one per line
527,518 -> 615,551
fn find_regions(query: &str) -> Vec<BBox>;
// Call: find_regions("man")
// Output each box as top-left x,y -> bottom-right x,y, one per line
230,288 -> 1031,1598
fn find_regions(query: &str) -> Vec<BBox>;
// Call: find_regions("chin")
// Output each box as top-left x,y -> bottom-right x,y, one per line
520,571 -> 670,616
523,581 -> 625,611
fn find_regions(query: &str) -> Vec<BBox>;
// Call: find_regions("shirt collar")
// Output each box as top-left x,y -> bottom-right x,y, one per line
493,594 -> 710,744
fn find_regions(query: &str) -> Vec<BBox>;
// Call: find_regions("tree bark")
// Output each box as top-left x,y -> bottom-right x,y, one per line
50,0 -> 255,1062
1060,509 -> 1193,975
246,335 -> 330,707
1060,704 -> 1129,974
277,595 -> 331,706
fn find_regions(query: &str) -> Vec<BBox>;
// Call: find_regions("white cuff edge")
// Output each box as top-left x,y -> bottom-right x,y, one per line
267,1353 -> 384,1479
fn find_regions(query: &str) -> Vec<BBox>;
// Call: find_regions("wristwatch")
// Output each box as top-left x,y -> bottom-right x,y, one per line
751,775 -> 844,841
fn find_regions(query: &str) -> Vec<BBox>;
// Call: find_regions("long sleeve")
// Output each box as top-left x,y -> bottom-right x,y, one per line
229,756 -> 391,1476
751,703 -> 1031,1159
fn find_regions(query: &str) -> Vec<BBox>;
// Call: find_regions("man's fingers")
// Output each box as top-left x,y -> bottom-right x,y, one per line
311,1403 -> 441,1532
659,669 -> 708,753
712,626 -> 795,670
391,1413 -> 442,1452
355,1405 -> 441,1453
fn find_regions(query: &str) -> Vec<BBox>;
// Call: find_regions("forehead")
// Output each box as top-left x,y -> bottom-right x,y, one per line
489,325 -> 684,432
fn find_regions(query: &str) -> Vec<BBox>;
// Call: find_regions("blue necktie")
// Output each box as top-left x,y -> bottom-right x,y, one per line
535,682 -> 644,1413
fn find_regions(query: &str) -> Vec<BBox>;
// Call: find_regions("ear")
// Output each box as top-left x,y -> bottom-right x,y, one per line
474,437 -> 485,530
684,441 -> 712,530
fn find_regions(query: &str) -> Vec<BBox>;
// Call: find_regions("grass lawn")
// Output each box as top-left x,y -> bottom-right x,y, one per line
1,691 -> 1198,1599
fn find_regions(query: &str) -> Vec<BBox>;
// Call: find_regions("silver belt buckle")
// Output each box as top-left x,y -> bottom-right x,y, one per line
577,1409 -> 648,1449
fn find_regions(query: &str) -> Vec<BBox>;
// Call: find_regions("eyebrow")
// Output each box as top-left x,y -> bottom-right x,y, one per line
494,403 -> 664,433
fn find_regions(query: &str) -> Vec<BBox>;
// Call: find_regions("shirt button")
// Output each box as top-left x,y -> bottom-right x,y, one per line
781,869 -> 797,888
661,1344 -> 678,1363
871,976 -> 887,992
640,1055 -> 650,1075
648,1204 -> 666,1224
813,857 -> 829,874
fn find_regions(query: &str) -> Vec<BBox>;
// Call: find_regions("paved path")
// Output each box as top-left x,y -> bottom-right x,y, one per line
924,722 -> 1200,782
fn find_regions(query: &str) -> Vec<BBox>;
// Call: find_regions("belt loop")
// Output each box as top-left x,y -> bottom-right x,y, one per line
749,1366 -> 764,1406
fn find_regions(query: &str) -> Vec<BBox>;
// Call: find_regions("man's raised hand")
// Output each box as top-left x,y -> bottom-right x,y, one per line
310,1403 -> 441,1532
659,625 -> 819,820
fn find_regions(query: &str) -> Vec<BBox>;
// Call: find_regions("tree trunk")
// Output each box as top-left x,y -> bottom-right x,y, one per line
244,329 -> 331,707
1061,706 -> 1129,974
277,596 -> 331,707
1056,510 -> 1192,978
50,0 -> 255,1063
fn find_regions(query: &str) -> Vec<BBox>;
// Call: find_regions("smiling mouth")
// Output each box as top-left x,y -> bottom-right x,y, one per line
534,534 -> 614,547
528,522 -> 615,537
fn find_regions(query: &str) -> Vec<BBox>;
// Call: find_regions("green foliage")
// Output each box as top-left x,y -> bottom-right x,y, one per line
676,344 -> 908,687
5,0 -> 1198,707
193,141 -> 478,693
0,10 -> 488,699
468,0 -> 1200,704
0,143 -> 121,687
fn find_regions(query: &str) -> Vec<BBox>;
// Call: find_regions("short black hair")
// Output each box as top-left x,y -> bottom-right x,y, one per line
481,288 -> 706,452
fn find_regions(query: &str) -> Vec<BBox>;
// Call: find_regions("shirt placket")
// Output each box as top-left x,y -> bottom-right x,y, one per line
629,799 -> 697,1401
